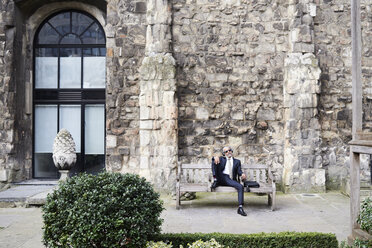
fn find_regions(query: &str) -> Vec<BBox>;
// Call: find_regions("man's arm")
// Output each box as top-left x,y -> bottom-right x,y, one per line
237,160 -> 246,180
211,157 -> 217,178
213,156 -> 221,164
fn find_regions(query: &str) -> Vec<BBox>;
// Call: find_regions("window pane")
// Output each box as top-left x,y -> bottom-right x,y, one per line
49,12 -> 70,35
35,105 -> 57,153
37,23 -> 60,44
60,48 -> 81,88
59,105 -> 81,153
60,34 -> 82,44
84,155 -> 105,175
81,23 -> 105,44
85,104 -> 104,154
72,12 -> 93,36
34,105 -> 58,178
34,153 -> 58,178
35,48 -> 58,89
83,48 -> 106,88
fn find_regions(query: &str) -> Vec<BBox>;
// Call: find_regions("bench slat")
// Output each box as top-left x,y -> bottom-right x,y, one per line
182,164 -> 211,169
180,163 -> 268,170
180,184 -> 209,192
242,164 -> 268,169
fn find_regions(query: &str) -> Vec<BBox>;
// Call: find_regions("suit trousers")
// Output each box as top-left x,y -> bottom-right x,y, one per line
219,174 -> 244,205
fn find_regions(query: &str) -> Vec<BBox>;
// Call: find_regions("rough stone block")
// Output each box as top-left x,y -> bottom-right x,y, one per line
135,2 -> 147,13
140,120 -> 153,129
298,93 -> 316,108
106,135 -> 117,148
196,107 -> 209,120
0,169 -> 7,181
140,130 -> 151,146
140,106 -> 151,120
292,43 -> 314,53
257,108 -> 276,121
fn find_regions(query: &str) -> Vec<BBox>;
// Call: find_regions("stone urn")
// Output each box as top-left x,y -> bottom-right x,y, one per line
52,128 -> 77,181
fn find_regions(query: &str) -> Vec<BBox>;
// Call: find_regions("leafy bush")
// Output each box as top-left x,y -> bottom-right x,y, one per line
147,239 -> 225,248
147,241 -> 173,248
185,238 -> 225,248
340,238 -> 372,248
42,172 -> 164,248
151,232 -> 338,248
357,197 -> 372,234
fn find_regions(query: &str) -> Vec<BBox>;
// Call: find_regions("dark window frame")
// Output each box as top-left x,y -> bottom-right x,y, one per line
32,10 -> 106,179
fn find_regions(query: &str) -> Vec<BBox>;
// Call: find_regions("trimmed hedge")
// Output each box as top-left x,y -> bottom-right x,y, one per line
150,232 -> 338,248
42,172 -> 163,248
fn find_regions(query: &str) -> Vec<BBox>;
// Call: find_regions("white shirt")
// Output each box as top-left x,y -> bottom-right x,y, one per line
223,158 -> 233,178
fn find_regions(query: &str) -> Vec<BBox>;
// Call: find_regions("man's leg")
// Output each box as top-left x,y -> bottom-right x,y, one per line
219,175 -> 244,206
224,178 -> 244,205
220,175 -> 247,216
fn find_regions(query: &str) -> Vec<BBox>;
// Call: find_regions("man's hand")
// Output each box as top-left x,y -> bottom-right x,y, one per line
214,156 -> 220,164
241,173 -> 246,180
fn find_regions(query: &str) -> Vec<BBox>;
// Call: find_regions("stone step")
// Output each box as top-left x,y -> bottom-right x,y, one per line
0,180 -> 58,207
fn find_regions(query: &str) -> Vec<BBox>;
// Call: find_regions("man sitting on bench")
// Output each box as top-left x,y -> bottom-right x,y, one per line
211,146 -> 247,216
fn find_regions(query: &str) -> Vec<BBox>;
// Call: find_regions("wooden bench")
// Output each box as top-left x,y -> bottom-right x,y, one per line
176,163 -> 276,211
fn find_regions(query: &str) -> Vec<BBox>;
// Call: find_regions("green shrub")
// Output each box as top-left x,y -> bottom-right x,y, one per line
340,238 -> 372,248
151,232 -> 338,248
185,238 -> 225,248
146,239 -> 225,248
42,172 -> 164,248
147,241 -> 173,248
357,197 -> 372,234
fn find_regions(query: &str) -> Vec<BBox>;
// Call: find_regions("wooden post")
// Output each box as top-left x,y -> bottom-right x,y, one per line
351,0 -> 362,137
350,150 -> 361,231
350,0 -> 362,237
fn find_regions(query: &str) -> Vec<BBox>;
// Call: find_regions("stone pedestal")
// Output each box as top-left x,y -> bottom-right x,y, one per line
58,170 -> 69,181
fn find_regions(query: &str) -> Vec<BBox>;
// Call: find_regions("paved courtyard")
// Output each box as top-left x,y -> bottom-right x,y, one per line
0,191 -> 350,248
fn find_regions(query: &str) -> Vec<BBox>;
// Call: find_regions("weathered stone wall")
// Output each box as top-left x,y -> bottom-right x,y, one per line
315,0 -> 372,189
0,0 -> 18,187
282,0 -> 324,193
139,0 -> 178,190
105,0 -> 146,174
174,0 -> 290,187
0,0 -> 370,193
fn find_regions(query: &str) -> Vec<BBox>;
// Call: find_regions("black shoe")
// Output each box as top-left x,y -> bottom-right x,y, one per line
237,207 -> 247,216
211,181 -> 218,190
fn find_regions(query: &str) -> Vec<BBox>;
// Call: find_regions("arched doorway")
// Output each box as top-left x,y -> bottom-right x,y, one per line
33,10 -> 106,178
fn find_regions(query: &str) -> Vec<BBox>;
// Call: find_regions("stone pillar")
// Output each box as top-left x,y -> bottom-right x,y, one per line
139,0 -> 178,190
0,1 -> 17,187
283,0 -> 324,192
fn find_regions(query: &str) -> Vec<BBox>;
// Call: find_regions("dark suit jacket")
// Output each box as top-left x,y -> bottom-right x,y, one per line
211,156 -> 243,182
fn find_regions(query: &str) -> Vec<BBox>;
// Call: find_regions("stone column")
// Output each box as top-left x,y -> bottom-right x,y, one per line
283,0 -> 324,192
0,1 -> 17,186
139,0 -> 178,190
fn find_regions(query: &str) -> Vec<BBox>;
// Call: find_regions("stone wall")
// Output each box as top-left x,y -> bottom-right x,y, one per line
282,0 -> 324,193
174,0 -> 290,187
105,0 -> 146,174
0,0 -> 18,187
315,0 -> 372,189
0,0 -> 370,192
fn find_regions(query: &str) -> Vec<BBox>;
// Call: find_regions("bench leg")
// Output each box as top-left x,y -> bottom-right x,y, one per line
176,183 -> 180,210
271,191 -> 276,211
268,193 -> 272,206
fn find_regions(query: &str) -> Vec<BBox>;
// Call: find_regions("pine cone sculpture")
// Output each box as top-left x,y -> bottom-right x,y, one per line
52,128 -> 77,170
